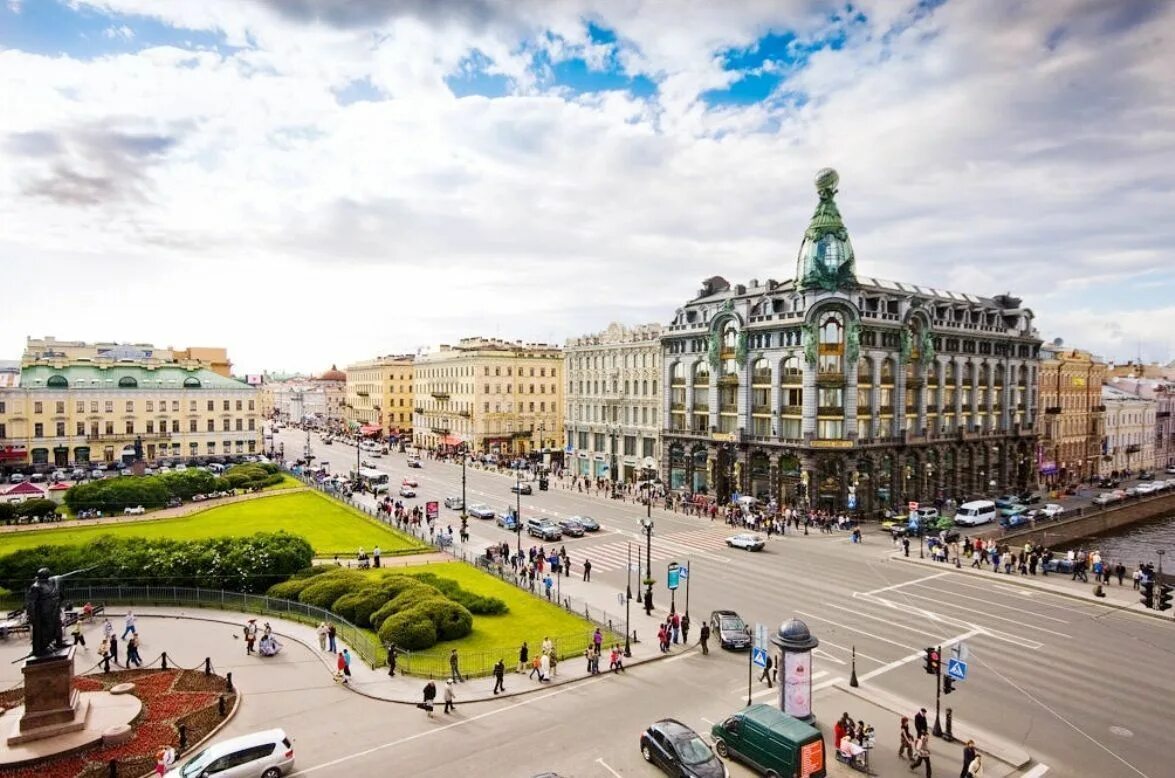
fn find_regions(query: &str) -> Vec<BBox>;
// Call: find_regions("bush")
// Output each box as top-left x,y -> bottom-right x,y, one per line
297,572 -> 366,609
410,598 -> 473,641
368,599 -> 400,631
0,532 -> 313,594
331,588 -> 388,624
377,609 -> 438,651
63,469 -> 230,513
0,503 -> 14,524
16,499 -> 58,519
407,573 -> 507,615
384,583 -> 440,615
291,565 -> 332,580
265,578 -> 316,600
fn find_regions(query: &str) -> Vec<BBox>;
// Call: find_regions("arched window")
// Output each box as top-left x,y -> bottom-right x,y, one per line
721,358 -> 738,381
781,356 -> 802,385
118,376 -> 138,388
819,314 -> 844,374
183,376 -> 202,388
692,361 -> 710,385
722,321 -> 738,351
751,358 -> 771,384
46,375 -> 68,388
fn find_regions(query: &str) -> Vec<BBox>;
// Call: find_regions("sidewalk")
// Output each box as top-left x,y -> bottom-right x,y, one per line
53,607 -> 690,706
888,549 -> 1169,619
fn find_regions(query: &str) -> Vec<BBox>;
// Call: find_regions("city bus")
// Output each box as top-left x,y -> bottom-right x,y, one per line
350,467 -> 390,493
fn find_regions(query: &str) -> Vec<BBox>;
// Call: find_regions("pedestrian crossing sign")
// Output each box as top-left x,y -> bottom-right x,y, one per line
679,565 -> 688,580
947,658 -> 967,681
752,647 -> 768,668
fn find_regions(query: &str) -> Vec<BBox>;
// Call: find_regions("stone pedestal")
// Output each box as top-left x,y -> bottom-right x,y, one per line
7,647 -> 89,745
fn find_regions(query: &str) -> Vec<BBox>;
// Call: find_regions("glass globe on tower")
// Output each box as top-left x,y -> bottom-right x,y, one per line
795,168 -> 857,292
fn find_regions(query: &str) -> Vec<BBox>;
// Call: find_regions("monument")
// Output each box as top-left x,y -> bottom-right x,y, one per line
8,568 -> 88,745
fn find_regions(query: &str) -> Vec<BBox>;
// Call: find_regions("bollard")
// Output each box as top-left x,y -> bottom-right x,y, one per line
178,724 -> 188,752
218,695 -> 226,717
204,657 -> 212,675
225,671 -> 233,692
109,758 -> 118,777
945,707 -> 954,741
849,645 -> 859,687
161,652 -> 168,670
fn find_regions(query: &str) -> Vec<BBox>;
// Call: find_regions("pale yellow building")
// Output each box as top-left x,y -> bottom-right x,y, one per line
1035,344 -> 1107,486
24,337 -> 232,377
413,337 -> 563,456
344,356 -> 414,437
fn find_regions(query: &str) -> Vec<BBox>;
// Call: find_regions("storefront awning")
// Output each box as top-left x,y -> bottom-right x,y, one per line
346,420 -> 360,430
440,435 -> 462,447
360,425 -> 382,436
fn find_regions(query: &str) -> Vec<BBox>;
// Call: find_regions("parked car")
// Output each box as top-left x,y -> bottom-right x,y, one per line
1096,477 -> 1120,489
89,469 -> 104,480
639,719 -> 726,778
1091,491 -> 1121,506
407,458 -> 422,468
1135,482 -> 1160,495
444,496 -> 464,510
71,468 -> 87,481
571,515 -> 600,532
999,504 -> 1028,519
50,470 -> 68,483
165,727 -> 294,778
1138,471 -> 1155,481
166,497 -> 182,508
999,510 -> 1032,529
468,504 -> 495,520
123,505 -> 146,516
1016,491 -> 1043,505
708,610 -> 750,650
725,533 -> 765,551
1041,503 -> 1064,519
398,486 -> 416,498
557,519 -> 585,537
29,473 -> 47,483
526,518 -> 562,541
994,495 -> 1022,510
511,483 -> 533,495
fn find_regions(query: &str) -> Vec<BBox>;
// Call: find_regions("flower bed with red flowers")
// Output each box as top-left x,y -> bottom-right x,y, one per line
2,668 -> 237,778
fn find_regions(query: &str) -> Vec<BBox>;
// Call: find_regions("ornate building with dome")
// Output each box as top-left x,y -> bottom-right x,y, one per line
659,170 -> 1043,514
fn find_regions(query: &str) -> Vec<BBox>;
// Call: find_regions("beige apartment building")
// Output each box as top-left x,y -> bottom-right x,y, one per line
1100,383 -> 1156,476
344,356 -> 414,437
1035,343 -> 1107,486
25,336 -> 233,377
0,340 -> 261,469
564,322 -> 663,482
413,338 -> 563,456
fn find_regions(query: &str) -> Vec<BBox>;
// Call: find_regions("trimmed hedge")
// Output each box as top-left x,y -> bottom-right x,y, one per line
377,609 -> 437,651
412,597 -> 473,641
297,572 -> 366,609
223,463 -> 283,491
0,532 -> 313,594
64,469 -> 231,513
331,588 -> 387,625
265,578 -> 316,600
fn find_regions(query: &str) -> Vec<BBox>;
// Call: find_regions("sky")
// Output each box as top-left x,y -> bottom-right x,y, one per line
1,0 -> 1173,375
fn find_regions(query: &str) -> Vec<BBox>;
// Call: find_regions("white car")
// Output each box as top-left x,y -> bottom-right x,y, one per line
1135,482 -> 1160,495
1091,491 -> 1121,506
398,486 -> 416,498
1041,503 -> 1064,519
123,505 -> 146,515
166,727 -> 294,778
725,533 -> 766,551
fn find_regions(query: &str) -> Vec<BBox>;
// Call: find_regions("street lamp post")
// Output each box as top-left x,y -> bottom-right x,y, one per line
515,468 -> 523,558
641,516 -> 654,614
624,543 -> 633,657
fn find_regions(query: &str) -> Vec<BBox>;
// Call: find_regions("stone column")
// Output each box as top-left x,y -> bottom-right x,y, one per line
915,361 -> 928,435
870,353 -> 882,438
802,358 -> 817,437
894,355 -> 907,436
845,348 -> 859,438
934,358 -> 947,436
986,357 -> 997,433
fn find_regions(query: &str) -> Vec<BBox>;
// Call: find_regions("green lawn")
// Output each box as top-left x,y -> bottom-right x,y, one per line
360,562 -> 620,676
263,473 -> 303,491
0,491 -> 427,556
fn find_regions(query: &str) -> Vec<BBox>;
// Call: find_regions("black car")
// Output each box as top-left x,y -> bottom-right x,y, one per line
557,519 -> 585,537
1097,477 -> 1121,489
708,610 -> 750,650
511,483 -> 533,495
640,719 -> 726,778
1138,471 -> 1155,481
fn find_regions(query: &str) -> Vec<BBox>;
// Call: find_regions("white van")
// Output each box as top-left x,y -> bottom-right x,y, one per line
207,463 -> 226,474
166,728 -> 294,778
954,500 -> 996,527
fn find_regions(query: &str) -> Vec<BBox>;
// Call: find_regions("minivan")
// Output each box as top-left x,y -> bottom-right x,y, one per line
166,728 -> 294,778
710,704 -> 826,777
954,499 -> 997,527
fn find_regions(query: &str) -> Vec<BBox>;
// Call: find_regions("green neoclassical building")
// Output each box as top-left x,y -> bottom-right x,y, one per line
660,169 -> 1043,515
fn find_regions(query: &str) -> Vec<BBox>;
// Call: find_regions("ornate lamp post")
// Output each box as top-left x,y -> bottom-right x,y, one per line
641,516 -> 654,614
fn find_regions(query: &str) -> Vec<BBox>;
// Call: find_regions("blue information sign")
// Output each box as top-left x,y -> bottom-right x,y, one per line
667,562 -> 680,591
752,646 -> 768,668
947,658 -> 968,681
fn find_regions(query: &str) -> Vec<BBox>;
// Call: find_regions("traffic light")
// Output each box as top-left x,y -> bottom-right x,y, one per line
943,677 -> 955,695
1158,584 -> 1173,612
1140,579 -> 1155,609
924,647 -> 940,675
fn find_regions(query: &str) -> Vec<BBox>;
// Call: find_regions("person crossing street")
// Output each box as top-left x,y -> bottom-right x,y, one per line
699,622 -> 711,655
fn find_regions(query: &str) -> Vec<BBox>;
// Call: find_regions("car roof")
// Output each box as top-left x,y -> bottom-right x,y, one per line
712,609 -> 740,618
652,718 -> 698,738
196,728 -> 287,757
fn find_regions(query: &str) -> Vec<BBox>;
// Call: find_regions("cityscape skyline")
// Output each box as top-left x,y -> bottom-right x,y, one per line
2,1 -> 1173,374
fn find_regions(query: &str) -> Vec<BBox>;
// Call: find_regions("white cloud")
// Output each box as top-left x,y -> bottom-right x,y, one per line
1,0 -> 1173,373
103,24 -> 134,40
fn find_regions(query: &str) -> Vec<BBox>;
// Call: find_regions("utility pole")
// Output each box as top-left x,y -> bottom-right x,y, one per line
933,644 -> 944,737
624,543 -> 632,657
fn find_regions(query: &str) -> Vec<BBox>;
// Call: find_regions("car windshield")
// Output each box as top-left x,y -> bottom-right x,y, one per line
674,735 -> 714,765
720,617 -> 745,631
179,748 -> 213,777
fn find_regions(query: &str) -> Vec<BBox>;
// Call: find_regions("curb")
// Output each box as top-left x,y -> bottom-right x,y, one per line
135,675 -> 242,778
888,554 -> 1173,622
831,681 -> 1032,770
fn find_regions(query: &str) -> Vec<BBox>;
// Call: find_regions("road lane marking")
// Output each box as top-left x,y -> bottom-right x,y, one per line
856,629 -> 982,683
859,572 -> 950,596
906,582 -> 1069,623
822,600 -> 962,642
888,590 -> 1072,638
596,758 -> 623,777
289,683 -> 581,775
794,610 -> 920,652
812,648 -> 847,665
853,594 -> 1045,650
1021,766 -> 1050,778
814,639 -> 887,665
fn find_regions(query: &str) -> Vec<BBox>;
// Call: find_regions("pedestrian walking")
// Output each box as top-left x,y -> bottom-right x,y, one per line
681,612 -> 690,642
449,648 -> 465,683
108,633 -> 120,667
492,659 -> 506,694
243,620 -> 257,655
443,680 -> 456,714
539,652 -> 551,682
909,732 -> 931,776
960,740 -> 976,778
373,545 -> 381,568
122,610 -> 137,639
583,559 -> 592,582
699,623 -> 711,655
327,622 -> 337,653
70,620 -> 86,648
898,717 -> 914,760
102,617 -> 113,640
126,633 -> 143,667
966,753 -> 983,776
387,643 -> 398,677
609,645 -> 625,672
758,653 -> 774,687
671,612 -> 681,644
336,651 -> 350,684
914,708 -> 928,738
420,680 -> 436,717
517,641 -> 529,673
316,622 -> 328,651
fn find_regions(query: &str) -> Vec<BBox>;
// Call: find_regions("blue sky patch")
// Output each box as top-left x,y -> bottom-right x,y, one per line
0,0 -> 224,59
549,56 -> 657,98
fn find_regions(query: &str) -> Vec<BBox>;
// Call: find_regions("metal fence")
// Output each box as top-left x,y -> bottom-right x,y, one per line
56,585 -> 384,669
396,628 -> 605,680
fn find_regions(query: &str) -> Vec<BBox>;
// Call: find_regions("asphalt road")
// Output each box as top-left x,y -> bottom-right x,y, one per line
278,430 -> 1175,778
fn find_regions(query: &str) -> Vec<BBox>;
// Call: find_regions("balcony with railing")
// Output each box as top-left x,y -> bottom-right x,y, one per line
431,391 -> 450,401
781,405 -> 803,416
86,431 -> 172,443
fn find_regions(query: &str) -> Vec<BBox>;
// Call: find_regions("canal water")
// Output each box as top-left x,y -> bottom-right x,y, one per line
1060,510 -> 1175,568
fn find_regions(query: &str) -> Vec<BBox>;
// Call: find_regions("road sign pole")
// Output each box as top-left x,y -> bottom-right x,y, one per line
624,543 -> 632,657
849,645 -> 858,687
747,631 -> 753,707
933,644 -> 944,737
684,557 -> 691,618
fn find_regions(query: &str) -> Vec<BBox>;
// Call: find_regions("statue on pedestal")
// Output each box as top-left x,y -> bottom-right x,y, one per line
26,568 -> 66,658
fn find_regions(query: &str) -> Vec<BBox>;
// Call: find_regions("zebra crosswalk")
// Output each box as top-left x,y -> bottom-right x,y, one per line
579,525 -> 763,572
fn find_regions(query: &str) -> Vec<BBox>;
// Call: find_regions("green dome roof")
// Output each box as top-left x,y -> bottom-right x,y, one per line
795,168 -> 857,291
